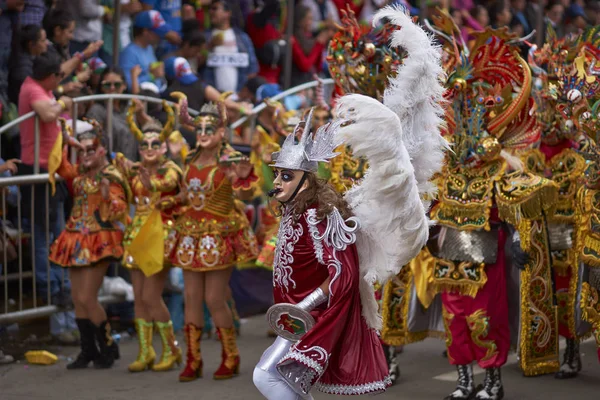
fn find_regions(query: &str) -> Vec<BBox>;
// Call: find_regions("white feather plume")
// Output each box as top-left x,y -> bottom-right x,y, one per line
335,95 -> 430,330
332,7 -> 447,330
374,6 -> 449,209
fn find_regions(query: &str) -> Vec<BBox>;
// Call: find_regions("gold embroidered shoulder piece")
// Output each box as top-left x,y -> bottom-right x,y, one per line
495,171 -> 559,251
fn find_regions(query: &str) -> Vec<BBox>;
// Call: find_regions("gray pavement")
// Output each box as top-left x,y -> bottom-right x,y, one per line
2,315 -> 599,400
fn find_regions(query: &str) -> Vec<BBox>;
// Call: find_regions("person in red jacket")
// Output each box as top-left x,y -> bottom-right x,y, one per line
289,4 -> 334,87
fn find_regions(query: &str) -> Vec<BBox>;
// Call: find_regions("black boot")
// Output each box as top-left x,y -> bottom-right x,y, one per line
93,320 -> 119,369
474,368 -> 504,400
66,319 -> 99,369
444,364 -> 475,400
383,345 -> 400,385
555,338 -> 582,379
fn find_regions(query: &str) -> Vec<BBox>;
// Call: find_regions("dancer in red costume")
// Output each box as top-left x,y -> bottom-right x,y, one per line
252,8 -> 447,399
169,92 -> 259,382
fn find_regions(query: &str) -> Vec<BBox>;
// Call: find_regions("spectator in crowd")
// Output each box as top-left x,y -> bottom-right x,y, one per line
162,29 -> 206,73
0,0 -> 25,121
246,0 -> 284,84
16,50 -> 79,343
87,67 -> 140,161
42,8 -> 102,89
511,0 -> 532,35
565,3 -> 589,34
586,0 -> 600,25
203,0 -> 259,93
237,75 -> 267,105
100,0 -> 143,61
8,24 -> 49,105
62,0 -> 111,61
471,4 -> 490,28
120,10 -> 174,90
450,8 -> 484,44
545,0 -> 566,37
290,4 -> 333,87
141,0 -> 182,57
163,56 -> 252,145
489,0 -> 513,28
301,0 -> 340,33
21,0 -> 47,26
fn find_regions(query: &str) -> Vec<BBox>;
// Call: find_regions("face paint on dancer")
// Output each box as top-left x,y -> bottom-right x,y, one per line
139,132 -> 165,164
271,168 -> 308,203
79,137 -> 107,169
195,115 -> 224,150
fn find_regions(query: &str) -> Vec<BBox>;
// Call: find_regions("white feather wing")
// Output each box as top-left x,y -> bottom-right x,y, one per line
333,8 -> 447,330
374,6 -> 448,208
335,94 -> 429,330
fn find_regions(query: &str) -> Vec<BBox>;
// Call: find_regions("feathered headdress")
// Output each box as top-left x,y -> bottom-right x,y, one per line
427,11 -> 538,169
271,108 -> 346,172
327,4 -> 405,100
171,91 -> 227,128
126,100 -> 175,142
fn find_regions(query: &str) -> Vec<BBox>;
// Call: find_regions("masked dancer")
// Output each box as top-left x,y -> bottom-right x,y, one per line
169,92 -> 259,382
253,7 -> 447,398
49,120 -> 130,370
115,101 -> 184,373
525,27 -> 600,379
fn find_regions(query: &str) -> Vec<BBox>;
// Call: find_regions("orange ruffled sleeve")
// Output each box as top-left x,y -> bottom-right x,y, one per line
99,182 -> 129,223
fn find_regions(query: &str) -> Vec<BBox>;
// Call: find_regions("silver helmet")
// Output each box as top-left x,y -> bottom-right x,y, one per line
271,108 -> 346,172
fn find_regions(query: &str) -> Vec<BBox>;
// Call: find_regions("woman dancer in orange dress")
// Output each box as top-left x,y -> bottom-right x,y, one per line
49,121 -> 130,370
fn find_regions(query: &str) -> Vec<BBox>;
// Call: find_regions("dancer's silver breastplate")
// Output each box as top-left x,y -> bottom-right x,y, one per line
435,227 -> 499,264
547,223 -> 574,251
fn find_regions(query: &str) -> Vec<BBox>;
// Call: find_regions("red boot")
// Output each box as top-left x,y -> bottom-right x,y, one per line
179,323 -> 203,382
213,327 -> 240,380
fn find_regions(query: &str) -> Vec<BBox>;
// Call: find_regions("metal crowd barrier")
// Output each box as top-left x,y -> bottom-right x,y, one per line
0,79 -> 334,324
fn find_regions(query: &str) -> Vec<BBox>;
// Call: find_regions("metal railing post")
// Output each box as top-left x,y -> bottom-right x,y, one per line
34,116 -> 40,174
72,103 -> 78,164
107,98 -> 114,153
2,195 -> 7,314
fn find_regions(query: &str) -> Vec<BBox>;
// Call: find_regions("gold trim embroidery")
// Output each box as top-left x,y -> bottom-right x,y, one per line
442,305 -> 455,364
518,220 -> 559,376
432,259 -> 488,298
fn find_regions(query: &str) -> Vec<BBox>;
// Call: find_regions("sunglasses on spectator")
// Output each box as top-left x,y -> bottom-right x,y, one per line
54,71 -> 65,79
101,81 -> 124,90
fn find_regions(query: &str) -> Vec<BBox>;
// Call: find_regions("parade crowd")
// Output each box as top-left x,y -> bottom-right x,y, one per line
1,1 -> 600,400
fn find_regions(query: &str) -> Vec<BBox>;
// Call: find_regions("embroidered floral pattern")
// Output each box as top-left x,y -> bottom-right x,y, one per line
273,210 -> 303,292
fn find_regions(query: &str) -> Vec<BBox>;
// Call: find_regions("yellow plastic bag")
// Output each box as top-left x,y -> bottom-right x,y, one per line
25,350 -> 58,365
127,210 -> 165,277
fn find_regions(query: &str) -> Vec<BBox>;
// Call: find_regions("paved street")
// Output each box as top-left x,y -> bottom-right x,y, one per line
2,315 -> 600,400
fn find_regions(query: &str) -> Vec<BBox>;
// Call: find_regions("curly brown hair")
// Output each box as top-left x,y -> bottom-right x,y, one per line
278,172 -> 353,222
